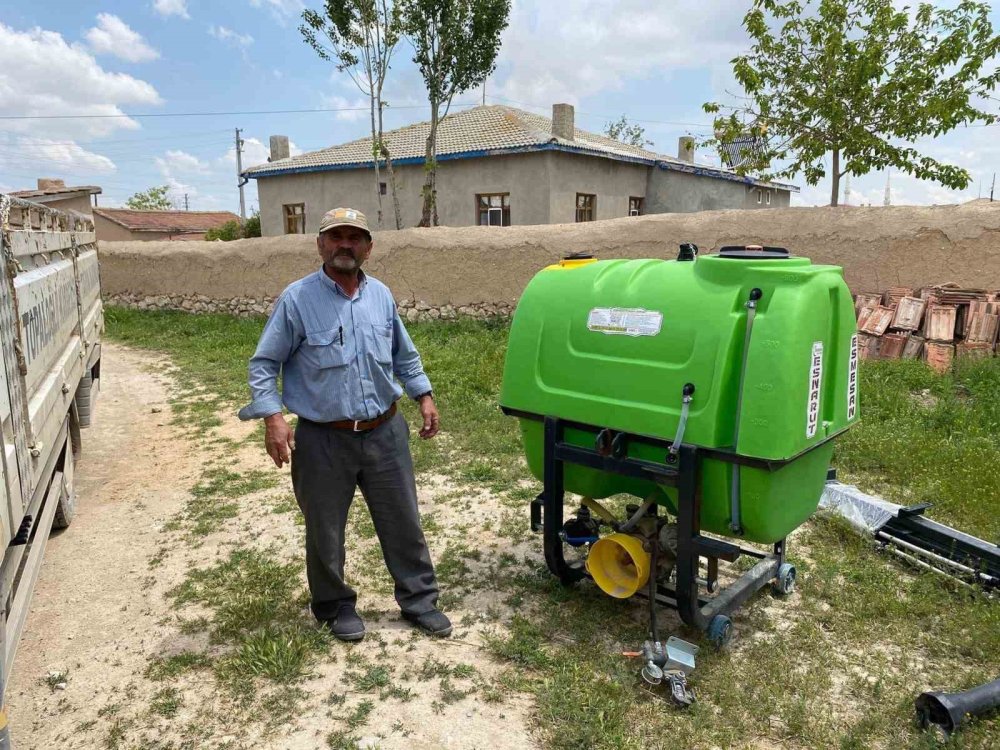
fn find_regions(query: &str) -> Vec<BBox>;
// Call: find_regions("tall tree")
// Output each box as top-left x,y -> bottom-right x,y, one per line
704,0 -> 1000,206
402,0 -> 510,226
125,185 -> 173,210
603,115 -> 653,148
301,1 -> 404,229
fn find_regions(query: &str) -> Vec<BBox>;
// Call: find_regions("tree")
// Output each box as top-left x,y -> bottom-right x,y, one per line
204,220 -> 242,241
244,210 -> 262,238
125,185 -> 173,210
301,1 -> 404,229
704,0 -> 1000,206
401,0 -> 511,226
604,115 -> 653,148
203,211 -> 261,241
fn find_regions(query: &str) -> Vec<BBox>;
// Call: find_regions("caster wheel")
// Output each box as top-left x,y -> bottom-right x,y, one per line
707,614 -> 732,648
773,563 -> 796,596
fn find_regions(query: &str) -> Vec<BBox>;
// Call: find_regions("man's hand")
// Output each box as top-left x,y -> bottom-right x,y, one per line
264,413 -> 295,467
418,395 -> 440,439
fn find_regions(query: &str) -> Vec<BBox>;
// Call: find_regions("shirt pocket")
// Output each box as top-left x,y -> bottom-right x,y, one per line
301,327 -> 355,369
371,320 -> 393,365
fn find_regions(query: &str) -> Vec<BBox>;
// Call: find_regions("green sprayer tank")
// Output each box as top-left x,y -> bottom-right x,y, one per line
500,248 -> 859,544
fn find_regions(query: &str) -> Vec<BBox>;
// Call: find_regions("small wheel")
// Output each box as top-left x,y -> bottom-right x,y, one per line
772,563 -> 796,596
707,614 -> 732,648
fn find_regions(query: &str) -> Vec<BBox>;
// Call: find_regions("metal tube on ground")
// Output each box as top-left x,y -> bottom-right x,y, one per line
881,545 -> 974,589
876,531 -> 996,585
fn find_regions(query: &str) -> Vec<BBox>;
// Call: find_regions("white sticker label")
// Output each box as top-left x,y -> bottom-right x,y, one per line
847,334 -> 859,420
587,307 -> 663,337
806,341 -> 823,439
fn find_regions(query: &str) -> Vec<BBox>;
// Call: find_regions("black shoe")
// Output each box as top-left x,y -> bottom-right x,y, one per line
402,608 -> 452,637
322,604 -> 365,642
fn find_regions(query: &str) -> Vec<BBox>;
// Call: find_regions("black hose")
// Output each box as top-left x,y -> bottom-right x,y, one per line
916,676 -> 1000,735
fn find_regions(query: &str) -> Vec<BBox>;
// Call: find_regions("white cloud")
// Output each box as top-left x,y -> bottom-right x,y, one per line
220,136 -> 302,170
249,0 -> 305,24
155,149 -> 209,175
153,0 -> 190,19
85,13 -> 159,63
322,95 -> 370,123
492,0 -> 747,107
0,23 -> 162,140
0,134 -> 117,178
209,25 -> 254,48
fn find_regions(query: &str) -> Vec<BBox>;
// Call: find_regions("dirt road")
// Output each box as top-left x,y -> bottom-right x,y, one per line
6,344 -> 193,746
6,343 -> 537,749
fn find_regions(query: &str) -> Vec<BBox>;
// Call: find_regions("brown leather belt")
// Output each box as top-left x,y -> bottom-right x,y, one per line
317,401 -> 397,432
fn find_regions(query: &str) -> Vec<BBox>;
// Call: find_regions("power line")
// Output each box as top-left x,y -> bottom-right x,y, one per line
0,103 -> 482,122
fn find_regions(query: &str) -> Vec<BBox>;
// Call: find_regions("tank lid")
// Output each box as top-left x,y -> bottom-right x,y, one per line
718,245 -> 790,260
563,251 -> 594,260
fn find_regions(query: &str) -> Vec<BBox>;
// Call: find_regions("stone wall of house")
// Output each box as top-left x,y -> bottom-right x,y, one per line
103,291 -> 516,321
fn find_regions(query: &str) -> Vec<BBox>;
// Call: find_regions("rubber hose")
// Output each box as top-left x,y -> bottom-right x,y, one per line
916,676 -> 1000,735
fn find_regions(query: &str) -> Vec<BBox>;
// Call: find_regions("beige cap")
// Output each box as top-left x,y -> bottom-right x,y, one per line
318,207 -> 371,236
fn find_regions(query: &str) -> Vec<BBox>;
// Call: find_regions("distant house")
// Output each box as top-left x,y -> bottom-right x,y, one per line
11,178 -> 102,217
93,208 -> 241,242
243,103 -> 798,236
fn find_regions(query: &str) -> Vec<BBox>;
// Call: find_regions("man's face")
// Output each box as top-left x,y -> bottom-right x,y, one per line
317,225 -> 372,272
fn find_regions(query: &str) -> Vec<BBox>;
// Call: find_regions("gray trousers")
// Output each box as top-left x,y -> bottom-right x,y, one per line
291,411 -> 439,620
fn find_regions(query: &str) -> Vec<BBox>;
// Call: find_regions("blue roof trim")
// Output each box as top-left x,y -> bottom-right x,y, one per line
246,142 -> 798,192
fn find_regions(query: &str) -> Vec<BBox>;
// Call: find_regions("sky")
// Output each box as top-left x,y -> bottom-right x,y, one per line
1,0 -> 999,215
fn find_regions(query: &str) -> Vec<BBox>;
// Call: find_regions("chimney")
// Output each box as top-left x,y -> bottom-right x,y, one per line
269,135 -> 290,162
37,178 -> 66,190
552,104 -> 575,141
677,137 -> 695,163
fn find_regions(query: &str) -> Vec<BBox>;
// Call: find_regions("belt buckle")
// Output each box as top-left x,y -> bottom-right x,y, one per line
353,419 -> 362,432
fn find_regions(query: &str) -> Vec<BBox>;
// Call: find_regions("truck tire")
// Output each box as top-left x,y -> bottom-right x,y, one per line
75,371 -> 97,427
69,403 -> 83,459
52,447 -> 77,530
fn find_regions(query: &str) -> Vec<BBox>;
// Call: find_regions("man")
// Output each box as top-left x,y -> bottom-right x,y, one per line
238,207 -> 450,641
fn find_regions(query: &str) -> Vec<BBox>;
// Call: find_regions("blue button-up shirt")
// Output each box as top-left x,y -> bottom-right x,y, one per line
238,269 -> 432,423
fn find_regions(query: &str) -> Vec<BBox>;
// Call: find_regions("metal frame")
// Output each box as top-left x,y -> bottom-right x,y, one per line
536,414 -> 786,633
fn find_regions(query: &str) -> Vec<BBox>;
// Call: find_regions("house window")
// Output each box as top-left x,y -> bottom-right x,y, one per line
756,190 -> 763,204
629,197 -> 644,216
380,182 -> 387,195
576,193 -> 596,222
476,193 -> 511,226
283,203 -> 305,234
766,191 -> 771,205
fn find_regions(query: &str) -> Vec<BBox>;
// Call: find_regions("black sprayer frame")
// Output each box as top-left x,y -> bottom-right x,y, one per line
512,411 -> 802,633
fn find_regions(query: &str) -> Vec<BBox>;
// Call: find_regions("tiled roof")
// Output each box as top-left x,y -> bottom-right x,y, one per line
243,104 -> 796,191
93,208 -> 240,233
11,185 -> 102,198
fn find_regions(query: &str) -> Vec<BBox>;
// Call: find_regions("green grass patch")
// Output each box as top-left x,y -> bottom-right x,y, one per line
107,309 -> 1000,749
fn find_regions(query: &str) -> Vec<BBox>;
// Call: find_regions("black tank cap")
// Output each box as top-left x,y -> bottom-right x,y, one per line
563,251 -> 594,260
677,243 -> 698,261
718,245 -> 790,259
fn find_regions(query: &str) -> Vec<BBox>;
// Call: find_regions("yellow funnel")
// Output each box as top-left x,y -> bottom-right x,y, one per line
586,533 -> 650,598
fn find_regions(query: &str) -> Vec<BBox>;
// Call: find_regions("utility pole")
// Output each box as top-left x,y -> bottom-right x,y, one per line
991,172 -> 996,203
883,170 -> 891,207
843,173 -> 851,206
235,127 -> 247,225
184,193 -> 189,211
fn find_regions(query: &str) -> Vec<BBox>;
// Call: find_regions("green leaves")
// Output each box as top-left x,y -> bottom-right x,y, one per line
703,0 -> 1000,205
603,115 -> 653,148
125,185 -> 173,211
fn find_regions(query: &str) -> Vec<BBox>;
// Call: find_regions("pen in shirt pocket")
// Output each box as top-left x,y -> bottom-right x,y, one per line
339,326 -> 344,345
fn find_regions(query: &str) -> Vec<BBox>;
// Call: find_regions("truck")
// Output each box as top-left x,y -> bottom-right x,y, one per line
0,195 -> 103,747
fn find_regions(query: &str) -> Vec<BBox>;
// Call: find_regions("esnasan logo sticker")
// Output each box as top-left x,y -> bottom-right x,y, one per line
587,307 -> 663,336
806,341 -> 823,439
847,334 -> 859,420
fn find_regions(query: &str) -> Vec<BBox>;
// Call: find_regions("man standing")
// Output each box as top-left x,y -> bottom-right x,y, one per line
239,207 -> 450,641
